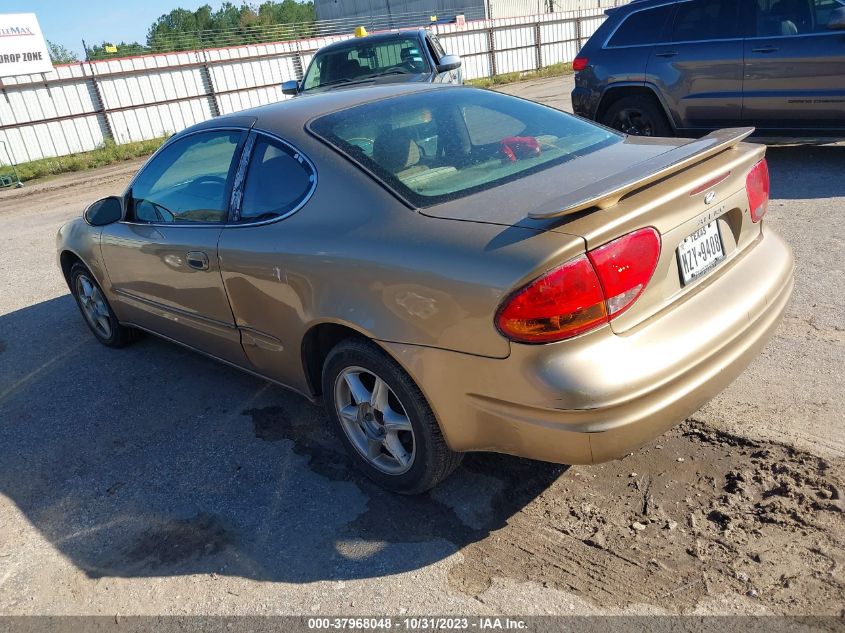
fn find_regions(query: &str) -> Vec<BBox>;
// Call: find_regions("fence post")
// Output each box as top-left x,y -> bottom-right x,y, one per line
534,21 -> 542,72
82,39 -> 116,144
575,11 -> 584,52
198,34 -> 221,118
487,25 -> 498,78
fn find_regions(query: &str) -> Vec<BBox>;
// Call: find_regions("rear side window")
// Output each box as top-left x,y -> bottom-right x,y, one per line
238,136 -> 315,222
607,4 -> 674,47
754,0 -> 844,35
671,0 -> 742,41
309,89 -> 619,207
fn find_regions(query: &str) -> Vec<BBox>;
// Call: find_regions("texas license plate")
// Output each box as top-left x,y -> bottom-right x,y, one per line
677,221 -> 725,286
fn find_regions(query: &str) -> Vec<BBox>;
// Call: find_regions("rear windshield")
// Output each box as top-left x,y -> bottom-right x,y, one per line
302,37 -> 430,91
309,89 -> 620,207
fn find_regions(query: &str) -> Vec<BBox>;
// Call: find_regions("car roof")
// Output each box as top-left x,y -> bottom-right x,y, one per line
314,29 -> 426,54
609,0 -> 675,11
190,82 -> 455,137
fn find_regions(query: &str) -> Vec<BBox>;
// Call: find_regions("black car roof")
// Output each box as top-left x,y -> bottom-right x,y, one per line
314,29 -> 426,54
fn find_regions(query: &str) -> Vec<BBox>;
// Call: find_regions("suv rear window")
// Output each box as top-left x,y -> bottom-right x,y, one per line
309,89 -> 620,207
607,4 -> 674,47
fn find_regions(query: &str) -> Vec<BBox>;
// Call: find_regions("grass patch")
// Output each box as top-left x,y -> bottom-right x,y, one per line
466,62 -> 573,89
0,137 -> 167,184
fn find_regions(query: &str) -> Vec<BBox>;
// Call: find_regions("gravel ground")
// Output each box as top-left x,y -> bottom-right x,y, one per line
0,77 -> 842,617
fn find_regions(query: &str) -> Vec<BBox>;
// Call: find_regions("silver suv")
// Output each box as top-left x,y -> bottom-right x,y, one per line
571,0 -> 845,136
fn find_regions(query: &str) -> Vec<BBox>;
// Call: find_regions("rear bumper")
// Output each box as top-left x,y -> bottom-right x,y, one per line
380,227 -> 794,465
571,85 -> 596,119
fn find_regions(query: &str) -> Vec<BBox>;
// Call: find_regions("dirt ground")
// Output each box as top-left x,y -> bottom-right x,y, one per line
0,78 -> 843,618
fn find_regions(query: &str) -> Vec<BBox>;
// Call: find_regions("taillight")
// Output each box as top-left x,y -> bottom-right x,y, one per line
496,255 -> 607,343
588,227 -> 661,318
746,159 -> 769,223
497,228 -> 661,343
573,56 -> 589,72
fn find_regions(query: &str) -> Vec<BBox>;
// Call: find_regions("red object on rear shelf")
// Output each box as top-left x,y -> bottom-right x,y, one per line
496,228 -> 661,343
746,159 -> 770,223
573,56 -> 589,72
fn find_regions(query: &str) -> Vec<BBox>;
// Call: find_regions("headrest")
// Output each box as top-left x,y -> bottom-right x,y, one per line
373,129 -> 420,173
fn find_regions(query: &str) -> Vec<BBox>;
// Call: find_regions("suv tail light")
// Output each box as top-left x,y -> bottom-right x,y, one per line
496,228 -> 661,343
746,159 -> 770,223
573,56 -> 589,72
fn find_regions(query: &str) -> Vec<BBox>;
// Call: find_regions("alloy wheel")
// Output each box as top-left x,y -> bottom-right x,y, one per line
334,366 -> 416,475
76,274 -> 112,339
612,108 -> 655,136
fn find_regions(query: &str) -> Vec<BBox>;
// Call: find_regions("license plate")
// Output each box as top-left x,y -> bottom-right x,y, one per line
677,221 -> 725,286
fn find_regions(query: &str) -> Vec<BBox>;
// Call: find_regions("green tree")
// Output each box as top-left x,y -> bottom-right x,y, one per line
47,40 -> 79,64
145,1 -> 316,52
88,41 -> 150,61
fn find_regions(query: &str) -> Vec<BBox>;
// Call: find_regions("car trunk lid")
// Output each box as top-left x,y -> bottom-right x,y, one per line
423,128 -> 767,336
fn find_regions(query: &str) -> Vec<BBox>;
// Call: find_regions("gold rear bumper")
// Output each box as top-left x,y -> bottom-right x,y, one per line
380,227 -> 794,465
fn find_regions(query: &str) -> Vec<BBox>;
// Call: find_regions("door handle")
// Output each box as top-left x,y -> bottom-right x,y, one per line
751,46 -> 779,53
186,251 -> 209,270
654,50 -> 678,58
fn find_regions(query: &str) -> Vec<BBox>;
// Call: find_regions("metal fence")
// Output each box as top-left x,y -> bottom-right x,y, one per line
0,2 -> 625,167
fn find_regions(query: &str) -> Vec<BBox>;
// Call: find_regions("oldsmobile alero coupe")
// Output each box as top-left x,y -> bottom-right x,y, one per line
57,84 -> 794,493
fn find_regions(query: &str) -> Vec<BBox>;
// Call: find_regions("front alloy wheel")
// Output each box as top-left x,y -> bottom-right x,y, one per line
76,274 -> 113,339
69,262 -> 139,348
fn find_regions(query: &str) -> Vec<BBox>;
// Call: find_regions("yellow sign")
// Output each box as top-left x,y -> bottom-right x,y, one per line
104,44 -> 117,53
354,26 -> 368,37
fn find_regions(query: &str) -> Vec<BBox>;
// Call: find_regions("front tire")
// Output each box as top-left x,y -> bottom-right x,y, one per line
322,339 -> 463,494
601,95 -> 673,137
69,263 -> 139,348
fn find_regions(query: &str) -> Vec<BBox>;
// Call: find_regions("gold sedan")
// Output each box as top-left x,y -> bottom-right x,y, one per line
57,84 -> 794,493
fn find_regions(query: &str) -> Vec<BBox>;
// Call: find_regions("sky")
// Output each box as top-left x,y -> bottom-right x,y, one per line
3,0 -> 213,58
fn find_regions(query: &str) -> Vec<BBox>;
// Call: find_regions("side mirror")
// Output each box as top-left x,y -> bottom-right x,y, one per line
84,196 -> 123,226
282,80 -> 300,95
436,54 -> 462,73
829,6 -> 845,28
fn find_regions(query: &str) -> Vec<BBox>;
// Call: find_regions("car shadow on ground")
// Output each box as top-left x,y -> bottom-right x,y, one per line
0,295 -> 565,582
765,144 -> 845,201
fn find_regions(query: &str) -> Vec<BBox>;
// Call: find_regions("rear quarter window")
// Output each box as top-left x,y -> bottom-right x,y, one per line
607,4 -> 675,47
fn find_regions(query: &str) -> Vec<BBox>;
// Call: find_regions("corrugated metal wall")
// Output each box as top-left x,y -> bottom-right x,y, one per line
0,5 -> 620,166
316,0 -> 487,24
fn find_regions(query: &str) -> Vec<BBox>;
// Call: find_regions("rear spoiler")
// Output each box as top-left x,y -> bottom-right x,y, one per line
527,127 -> 755,220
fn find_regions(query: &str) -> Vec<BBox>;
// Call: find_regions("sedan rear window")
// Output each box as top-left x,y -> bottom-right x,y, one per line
309,89 -> 620,207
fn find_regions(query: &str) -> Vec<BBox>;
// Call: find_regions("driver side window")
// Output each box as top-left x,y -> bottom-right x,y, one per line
129,130 -> 243,224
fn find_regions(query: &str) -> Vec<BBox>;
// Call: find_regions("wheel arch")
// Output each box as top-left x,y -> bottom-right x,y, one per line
300,320 -> 379,398
59,250 -> 86,290
596,83 -> 677,131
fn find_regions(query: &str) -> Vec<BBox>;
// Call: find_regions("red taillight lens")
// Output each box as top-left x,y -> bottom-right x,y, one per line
573,56 -> 589,72
496,255 -> 607,343
746,158 -> 770,223
588,227 -> 661,318
496,228 -> 661,343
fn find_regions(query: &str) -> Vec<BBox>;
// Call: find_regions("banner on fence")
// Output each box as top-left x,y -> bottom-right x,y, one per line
0,13 -> 53,77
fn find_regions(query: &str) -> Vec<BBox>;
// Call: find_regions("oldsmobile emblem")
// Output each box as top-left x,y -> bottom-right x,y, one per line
704,190 -> 716,205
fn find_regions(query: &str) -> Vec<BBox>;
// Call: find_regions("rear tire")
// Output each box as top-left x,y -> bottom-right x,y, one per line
601,95 -> 673,137
322,338 -> 463,494
69,263 -> 139,348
